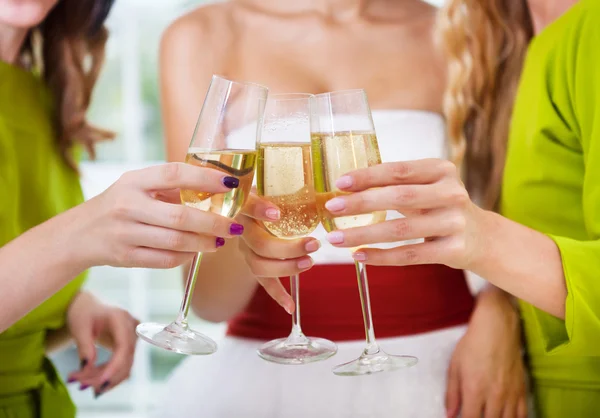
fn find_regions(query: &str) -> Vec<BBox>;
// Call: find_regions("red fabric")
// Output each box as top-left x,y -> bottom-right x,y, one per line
227,264 -> 474,341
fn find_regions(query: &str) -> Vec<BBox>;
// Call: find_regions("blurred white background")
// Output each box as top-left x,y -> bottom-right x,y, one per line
48,0 -> 445,416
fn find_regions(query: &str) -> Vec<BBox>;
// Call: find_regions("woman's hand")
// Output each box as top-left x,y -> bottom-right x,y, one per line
322,159 -> 484,269
235,195 -> 321,314
65,292 -> 139,397
446,287 -> 528,418
72,162 -> 245,270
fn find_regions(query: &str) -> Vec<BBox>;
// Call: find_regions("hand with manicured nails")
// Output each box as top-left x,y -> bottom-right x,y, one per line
71,162 -> 246,271
322,159 -> 482,269
65,292 -> 139,398
233,194 -> 321,315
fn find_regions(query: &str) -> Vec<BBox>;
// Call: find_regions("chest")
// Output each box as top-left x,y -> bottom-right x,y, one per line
225,20 -> 444,111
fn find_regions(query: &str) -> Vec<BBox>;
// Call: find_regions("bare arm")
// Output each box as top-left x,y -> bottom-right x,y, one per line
160,12 -> 258,322
0,207 -> 90,333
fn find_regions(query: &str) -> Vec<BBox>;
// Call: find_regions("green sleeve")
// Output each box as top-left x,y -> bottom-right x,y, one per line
531,7 -> 600,356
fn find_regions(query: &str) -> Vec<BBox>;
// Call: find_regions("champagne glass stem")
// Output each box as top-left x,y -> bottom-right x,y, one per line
286,273 -> 309,344
354,261 -> 380,355
175,252 -> 204,328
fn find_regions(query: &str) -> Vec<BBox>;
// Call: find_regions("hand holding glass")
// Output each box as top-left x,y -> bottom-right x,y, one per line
256,93 -> 337,364
136,75 -> 268,355
310,90 -> 418,375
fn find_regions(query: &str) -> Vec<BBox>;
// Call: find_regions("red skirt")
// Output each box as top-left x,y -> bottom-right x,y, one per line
227,264 -> 474,341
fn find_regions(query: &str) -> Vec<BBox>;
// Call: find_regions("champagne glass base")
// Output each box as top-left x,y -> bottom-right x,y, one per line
258,337 -> 338,365
332,352 -> 418,376
136,322 -> 217,356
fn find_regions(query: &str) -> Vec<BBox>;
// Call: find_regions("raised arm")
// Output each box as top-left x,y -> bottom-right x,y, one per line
0,163 -> 240,332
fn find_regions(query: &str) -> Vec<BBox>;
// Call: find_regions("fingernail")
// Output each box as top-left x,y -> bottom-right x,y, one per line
336,176 -> 353,189
222,176 -> 239,188
284,304 -> 293,315
80,359 -> 88,369
304,240 -> 321,253
216,237 -> 225,248
80,384 -> 90,391
230,223 -> 244,235
95,380 -> 110,398
325,197 -> 345,212
67,377 -> 76,384
297,258 -> 313,269
353,251 -> 367,261
326,231 -> 344,245
266,208 -> 280,220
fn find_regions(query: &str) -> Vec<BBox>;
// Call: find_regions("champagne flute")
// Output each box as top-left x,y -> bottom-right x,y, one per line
136,75 -> 268,355
310,89 -> 418,375
256,93 -> 338,364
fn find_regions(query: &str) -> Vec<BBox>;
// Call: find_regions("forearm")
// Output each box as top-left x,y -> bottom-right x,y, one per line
470,209 -> 566,319
0,207 -> 90,332
188,237 -> 258,322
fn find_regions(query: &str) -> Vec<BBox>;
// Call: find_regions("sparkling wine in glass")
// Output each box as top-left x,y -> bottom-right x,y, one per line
256,93 -> 337,364
136,75 -> 268,355
310,89 -> 418,375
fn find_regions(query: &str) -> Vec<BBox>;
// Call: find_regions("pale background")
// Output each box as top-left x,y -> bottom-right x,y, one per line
48,0 -> 445,416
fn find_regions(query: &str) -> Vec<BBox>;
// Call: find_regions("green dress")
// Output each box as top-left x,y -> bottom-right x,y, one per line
0,61 -> 86,416
501,0 -> 600,416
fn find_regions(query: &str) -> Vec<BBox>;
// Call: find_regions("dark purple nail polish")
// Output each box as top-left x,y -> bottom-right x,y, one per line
67,377 -> 76,384
80,359 -> 88,369
95,381 -> 110,398
80,385 -> 90,391
222,176 -> 239,188
216,237 -> 225,248
230,223 -> 244,235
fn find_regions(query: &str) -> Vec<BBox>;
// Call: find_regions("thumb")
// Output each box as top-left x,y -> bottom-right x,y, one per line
445,360 -> 461,418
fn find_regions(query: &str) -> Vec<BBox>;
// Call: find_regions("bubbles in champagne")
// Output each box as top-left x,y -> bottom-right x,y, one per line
258,143 -> 319,239
311,132 -> 386,232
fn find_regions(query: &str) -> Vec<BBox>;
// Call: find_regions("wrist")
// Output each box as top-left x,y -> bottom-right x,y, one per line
471,284 -> 520,328
466,206 -> 500,273
59,202 -> 100,271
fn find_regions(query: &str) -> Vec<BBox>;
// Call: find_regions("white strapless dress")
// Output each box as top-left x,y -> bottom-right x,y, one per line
154,111 -> 481,418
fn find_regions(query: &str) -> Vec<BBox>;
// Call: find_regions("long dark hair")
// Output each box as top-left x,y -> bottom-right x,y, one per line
21,0 -> 116,168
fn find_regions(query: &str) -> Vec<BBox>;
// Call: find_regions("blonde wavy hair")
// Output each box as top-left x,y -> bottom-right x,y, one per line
438,0 -> 533,209
21,0 -> 115,169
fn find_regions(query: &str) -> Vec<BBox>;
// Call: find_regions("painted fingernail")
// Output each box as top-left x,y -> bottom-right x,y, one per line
230,223 -> 244,235
95,380 -> 111,398
67,377 -> 76,384
297,258 -> 313,269
336,176 -> 353,189
326,231 -> 344,245
305,240 -> 321,253
325,197 -> 345,212
80,384 -> 90,391
266,208 -> 280,220
216,237 -> 225,248
222,176 -> 239,188
80,359 -> 88,369
353,251 -> 367,261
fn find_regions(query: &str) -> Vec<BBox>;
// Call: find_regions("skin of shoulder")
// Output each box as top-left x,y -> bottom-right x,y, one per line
160,3 -> 238,162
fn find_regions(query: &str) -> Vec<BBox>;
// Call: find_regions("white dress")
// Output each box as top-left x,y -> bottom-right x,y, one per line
155,111 -> 478,418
